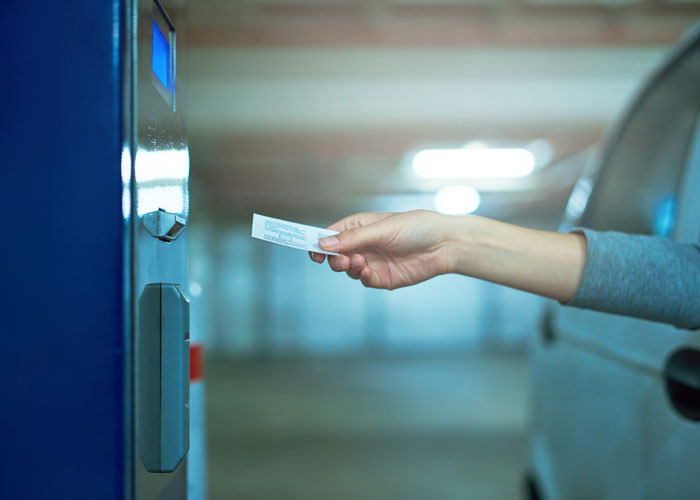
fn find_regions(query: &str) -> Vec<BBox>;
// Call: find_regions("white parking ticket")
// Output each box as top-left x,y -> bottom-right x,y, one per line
251,213 -> 339,255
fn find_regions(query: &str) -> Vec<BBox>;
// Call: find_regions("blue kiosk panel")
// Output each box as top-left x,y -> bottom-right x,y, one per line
0,2 -> 124,499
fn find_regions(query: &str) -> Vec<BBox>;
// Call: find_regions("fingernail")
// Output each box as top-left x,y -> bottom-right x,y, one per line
320,236 -> 339,248
352,255 -> 361,267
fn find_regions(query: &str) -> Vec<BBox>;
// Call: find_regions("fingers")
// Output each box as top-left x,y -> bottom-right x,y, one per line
346,254 -> 365,280
359,267 -> 373,287
312,214 -> 374,263
310,250 -> 359,283
319,222 -> 388,254
341,254 -> 383,288
309,251 -> 326,264
325,212 -> 392,233
328,254 -> 350,272
346,254 -> 384,288
324,253 -> 366,280
316,250 -> 385,289
314,212 -> 397,289
360,267 -> 383,289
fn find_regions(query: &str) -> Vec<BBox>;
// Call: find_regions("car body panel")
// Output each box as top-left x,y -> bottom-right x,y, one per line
529,20 -> 700,500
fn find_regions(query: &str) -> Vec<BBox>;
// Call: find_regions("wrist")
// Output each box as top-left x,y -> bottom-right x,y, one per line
441,214 -> 484,276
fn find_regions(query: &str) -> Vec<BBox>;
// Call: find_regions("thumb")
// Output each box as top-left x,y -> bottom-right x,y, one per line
319,222 -> 387,253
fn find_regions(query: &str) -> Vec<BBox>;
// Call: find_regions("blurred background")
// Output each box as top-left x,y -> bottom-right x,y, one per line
182,2 -> 700,498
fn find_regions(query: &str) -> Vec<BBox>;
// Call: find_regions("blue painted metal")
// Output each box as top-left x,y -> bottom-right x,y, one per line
0,2 -> 125,499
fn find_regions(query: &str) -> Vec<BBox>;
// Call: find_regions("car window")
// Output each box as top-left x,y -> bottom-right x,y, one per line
582,42 -> 700,237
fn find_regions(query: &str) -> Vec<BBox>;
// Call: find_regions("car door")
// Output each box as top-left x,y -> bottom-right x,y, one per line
528,25 -> 700,500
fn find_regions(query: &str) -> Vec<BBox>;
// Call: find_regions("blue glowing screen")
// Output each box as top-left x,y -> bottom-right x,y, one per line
653,194 -> 677,238
152,19 -> 171,92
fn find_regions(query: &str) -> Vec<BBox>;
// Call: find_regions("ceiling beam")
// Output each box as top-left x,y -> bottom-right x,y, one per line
187,2 -> 700,47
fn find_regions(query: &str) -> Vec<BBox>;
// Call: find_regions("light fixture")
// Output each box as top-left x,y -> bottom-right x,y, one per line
526,139 -> 554,167
412,148 -> 535,179
434,185 -> 481,215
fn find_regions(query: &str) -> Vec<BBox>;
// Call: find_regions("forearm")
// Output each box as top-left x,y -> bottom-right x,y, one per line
446,215 -> 587,302
566,229 -> 700,329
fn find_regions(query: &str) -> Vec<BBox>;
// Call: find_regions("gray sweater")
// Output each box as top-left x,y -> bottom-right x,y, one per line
566,229 -> 700,330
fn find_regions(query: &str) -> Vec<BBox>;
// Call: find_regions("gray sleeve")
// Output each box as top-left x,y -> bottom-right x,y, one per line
565,228 -> 700,330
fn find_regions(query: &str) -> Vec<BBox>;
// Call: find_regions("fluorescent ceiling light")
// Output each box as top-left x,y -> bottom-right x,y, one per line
413,148 -> 535,179
434,185 -> 481,215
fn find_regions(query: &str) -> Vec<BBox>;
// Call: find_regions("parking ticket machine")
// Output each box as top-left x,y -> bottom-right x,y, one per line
131,0 -> 191,496
3,1 -> 192,498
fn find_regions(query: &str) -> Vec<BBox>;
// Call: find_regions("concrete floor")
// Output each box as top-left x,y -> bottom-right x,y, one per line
206,357 -> 530,500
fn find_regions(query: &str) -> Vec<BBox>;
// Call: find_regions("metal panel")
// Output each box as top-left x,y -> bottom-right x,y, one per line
138,283 -> 190,473
124,0 -> 191,497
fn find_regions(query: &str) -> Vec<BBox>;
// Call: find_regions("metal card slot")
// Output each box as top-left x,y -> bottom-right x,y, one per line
139,283 -> 190,473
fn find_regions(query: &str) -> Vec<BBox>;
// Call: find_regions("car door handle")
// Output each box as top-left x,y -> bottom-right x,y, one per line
663,347 -> 700,421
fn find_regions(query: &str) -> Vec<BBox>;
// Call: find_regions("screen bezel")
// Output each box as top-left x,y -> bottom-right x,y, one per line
151,0 -> 176,109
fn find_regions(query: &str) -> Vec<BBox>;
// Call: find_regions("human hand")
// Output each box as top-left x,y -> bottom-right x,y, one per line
309,210 -> 456,290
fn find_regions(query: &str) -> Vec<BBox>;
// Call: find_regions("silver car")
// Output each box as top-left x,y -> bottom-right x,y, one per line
526,22 -> 700,500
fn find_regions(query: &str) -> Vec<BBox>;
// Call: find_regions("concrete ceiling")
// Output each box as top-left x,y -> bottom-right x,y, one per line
183,0 -> 700,222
